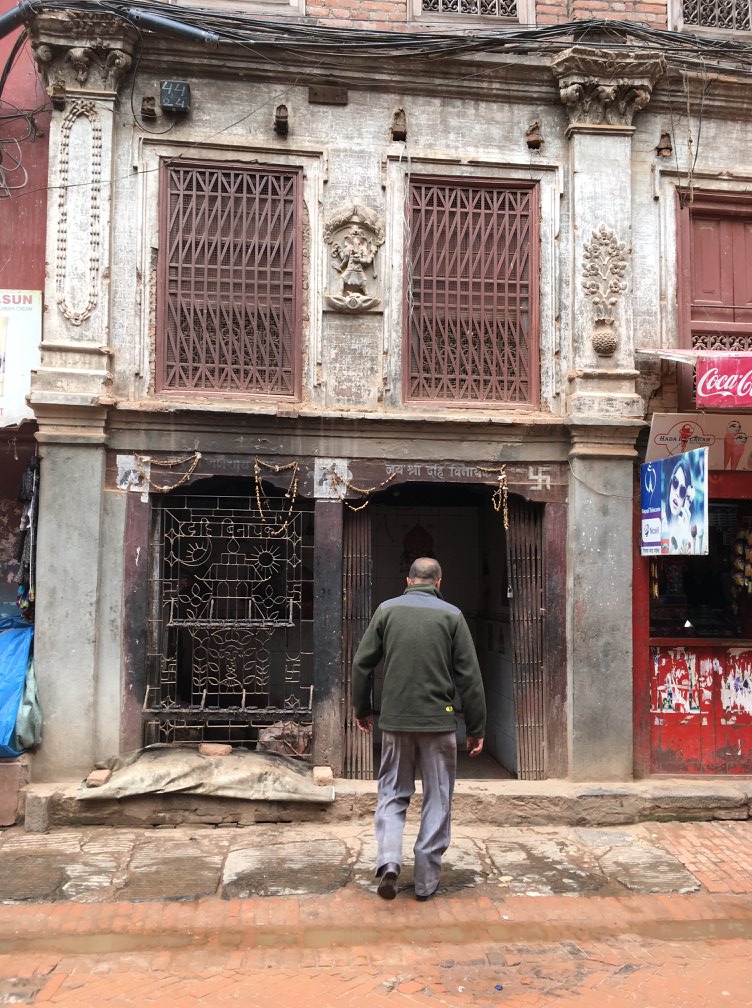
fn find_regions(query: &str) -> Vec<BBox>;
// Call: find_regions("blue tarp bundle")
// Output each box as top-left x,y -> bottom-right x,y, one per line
0,616 -> 35,758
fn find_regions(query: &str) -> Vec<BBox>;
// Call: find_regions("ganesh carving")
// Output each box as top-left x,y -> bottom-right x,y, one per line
324,204 -> 385,313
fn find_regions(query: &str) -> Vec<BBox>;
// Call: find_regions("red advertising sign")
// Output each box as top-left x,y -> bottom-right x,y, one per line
696,355 -> 752,408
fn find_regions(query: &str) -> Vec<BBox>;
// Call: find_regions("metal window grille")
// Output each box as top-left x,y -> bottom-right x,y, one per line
682,0 -> 751,30
405,179 -> 538,406
157,162 -> 301,397
421,0 -> 518,15
144,494 -> 314,748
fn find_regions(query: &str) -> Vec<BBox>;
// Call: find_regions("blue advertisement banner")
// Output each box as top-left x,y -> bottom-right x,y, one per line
640,447 -> 709,556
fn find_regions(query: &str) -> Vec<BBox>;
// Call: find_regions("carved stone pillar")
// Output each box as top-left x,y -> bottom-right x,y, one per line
26,13 -> 136,779
29,11 -> 136,419
551,49 -> 664,779
550,47 -> 664,421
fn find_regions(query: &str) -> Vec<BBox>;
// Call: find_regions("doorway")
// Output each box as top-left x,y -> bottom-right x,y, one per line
342,482 -> 547,781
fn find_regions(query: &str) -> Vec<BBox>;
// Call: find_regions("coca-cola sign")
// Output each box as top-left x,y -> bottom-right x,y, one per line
696,356 -> 752,408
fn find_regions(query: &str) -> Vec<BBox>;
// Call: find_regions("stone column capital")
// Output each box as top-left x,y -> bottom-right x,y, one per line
30,11 -> 137,101
550,47 -> 665,132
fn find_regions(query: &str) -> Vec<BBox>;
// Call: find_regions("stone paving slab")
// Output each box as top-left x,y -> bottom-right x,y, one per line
0,819 -> 739,906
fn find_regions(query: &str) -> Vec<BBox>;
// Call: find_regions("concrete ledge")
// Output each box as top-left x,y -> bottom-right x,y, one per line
19,777 -> 751,832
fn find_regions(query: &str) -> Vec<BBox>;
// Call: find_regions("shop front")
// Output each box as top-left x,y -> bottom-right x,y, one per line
635,407 -> 752,775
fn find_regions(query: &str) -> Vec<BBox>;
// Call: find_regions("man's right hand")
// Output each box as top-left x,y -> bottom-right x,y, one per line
467,736 -> 484,757
356,715 -> 374,734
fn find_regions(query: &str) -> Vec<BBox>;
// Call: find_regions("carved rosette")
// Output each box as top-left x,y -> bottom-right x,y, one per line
31,11 -> 136,98
582,225 -> 628,357
324,204 -> 385,314
550,47 -> 665,129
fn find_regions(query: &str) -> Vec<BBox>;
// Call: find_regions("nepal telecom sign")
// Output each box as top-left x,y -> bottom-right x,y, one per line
696,355 -> 752,408
0,291 -> 41,427
640,448 -> 709,557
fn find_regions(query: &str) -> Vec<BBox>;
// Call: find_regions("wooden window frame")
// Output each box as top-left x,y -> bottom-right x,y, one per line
156,159 -> 303,402
402,175 -> 540,410
677,189 -> 752,408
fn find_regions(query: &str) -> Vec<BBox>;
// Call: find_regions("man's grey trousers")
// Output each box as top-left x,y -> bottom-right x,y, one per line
374,729 -> 457,898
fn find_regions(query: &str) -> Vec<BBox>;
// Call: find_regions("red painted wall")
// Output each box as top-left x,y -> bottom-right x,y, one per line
0,0 -> 50,292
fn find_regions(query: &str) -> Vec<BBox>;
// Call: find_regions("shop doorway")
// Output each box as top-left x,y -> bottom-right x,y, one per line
342,482 -> 547,781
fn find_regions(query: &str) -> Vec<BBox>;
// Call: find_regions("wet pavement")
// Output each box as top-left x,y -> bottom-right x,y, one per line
0,818 -> 751,1005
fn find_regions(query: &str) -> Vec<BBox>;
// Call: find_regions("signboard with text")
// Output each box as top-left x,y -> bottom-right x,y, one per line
647,414 -> 752,472
696,355 -> 752,409
641,448 -> 709,556
0,290 -> 42,427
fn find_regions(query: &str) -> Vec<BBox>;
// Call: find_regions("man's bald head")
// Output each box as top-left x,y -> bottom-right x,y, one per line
408,557 -> 442,584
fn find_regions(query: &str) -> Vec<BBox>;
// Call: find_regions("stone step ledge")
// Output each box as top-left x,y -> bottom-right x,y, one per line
18,777 -> 752,832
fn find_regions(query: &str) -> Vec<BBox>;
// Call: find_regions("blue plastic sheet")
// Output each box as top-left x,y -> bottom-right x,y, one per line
0,617 -> 34,758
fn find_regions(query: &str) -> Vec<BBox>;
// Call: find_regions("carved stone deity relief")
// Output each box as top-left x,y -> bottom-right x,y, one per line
582,224 -> 628,357
323,204 -> 385,313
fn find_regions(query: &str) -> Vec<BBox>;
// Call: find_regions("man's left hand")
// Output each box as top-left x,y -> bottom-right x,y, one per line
356,715 -> 374,734
466,736 -> 484,757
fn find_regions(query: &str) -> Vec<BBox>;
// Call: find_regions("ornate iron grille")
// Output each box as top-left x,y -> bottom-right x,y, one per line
422,0 -> 517,14
145,495 -> 314,748
157,162 -> 301,397
405,179 -> 538,405
682,0 -> 750,30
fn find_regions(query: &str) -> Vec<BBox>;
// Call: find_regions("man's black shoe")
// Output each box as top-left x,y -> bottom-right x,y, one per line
415,886 -> 438,902
376,864 -> 400,900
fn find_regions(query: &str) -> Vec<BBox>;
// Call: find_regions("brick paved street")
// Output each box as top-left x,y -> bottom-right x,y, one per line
0,819 -> 751,1006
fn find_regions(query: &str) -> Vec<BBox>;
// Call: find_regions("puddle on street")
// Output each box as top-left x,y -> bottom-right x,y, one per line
4,915 -> 752,957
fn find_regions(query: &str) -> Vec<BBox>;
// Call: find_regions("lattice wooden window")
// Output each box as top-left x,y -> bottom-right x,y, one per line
405,178 -> 539,406
421,0 -> 517,15
157,161 -> 301,397
682,0 -> 751,31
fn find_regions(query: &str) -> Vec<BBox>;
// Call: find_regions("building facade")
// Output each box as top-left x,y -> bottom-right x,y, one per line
15,0 -> 752,782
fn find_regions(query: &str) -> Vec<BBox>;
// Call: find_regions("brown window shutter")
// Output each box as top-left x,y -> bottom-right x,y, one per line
404,178 -> 539,406
157,161 -> 301,397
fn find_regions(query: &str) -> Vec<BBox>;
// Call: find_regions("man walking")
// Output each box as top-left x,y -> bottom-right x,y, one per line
352,557 -> 486,902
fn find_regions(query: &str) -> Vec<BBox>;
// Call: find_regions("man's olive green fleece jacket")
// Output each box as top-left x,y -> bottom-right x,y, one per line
352,584 -> 486,737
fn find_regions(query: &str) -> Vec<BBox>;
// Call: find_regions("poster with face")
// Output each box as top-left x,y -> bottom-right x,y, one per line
641,447 -> 708,556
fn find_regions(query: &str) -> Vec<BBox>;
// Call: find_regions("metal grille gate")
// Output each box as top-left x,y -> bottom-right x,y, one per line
506,497 -> 546,780
342,509 -> 374,779
144,495 -> 313,746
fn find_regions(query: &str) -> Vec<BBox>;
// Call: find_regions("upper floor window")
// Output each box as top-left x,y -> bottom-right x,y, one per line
679,192 -> 752,354
410,0 -> 534,22
679,0 -> 750,31
404,177 -> 539,408
157,161 -> 302,399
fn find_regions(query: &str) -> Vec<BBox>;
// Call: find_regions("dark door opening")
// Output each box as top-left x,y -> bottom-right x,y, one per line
343,481 -> 546,781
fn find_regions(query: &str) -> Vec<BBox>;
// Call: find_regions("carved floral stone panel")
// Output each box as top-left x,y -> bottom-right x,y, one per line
582,224 -> 628,357
323,204 -> 385,314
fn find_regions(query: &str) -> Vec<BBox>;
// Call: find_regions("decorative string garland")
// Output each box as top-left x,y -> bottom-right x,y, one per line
131,452 -> 509,533
328,470 -> 397,511
253,459 -> 300,535
134,452 -> 202,492
476,464 -> 509,531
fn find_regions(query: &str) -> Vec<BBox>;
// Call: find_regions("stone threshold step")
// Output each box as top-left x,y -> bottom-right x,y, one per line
20,777 -> 752,832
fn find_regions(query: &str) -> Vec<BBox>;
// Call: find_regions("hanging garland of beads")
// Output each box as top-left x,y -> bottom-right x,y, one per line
328,469 -> 397,511
134,452 -> 202,493
253,459 -> 300,535
476,464 -> 509,531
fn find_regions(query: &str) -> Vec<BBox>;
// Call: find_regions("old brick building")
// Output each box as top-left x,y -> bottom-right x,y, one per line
9,0 -> 752,782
